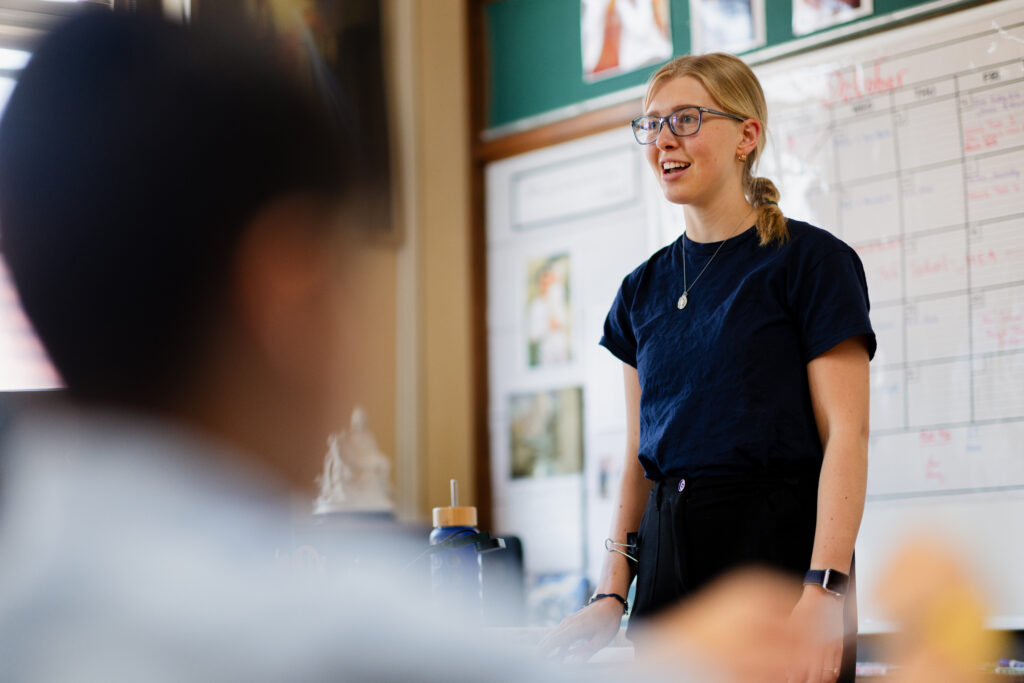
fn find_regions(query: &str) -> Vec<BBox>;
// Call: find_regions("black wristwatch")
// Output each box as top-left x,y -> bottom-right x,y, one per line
803,568 -> 849,597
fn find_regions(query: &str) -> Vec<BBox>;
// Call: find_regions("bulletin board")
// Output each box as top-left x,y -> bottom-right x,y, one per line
485,0 -> 1024,630
483,0 -> 983,130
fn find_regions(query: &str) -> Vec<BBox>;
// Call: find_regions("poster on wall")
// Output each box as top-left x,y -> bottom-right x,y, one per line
690,0 -> 765,55
581,0 -> 673,82
509,387 -> 584,479
792,0 -> 873,36
526,253 -> 572,368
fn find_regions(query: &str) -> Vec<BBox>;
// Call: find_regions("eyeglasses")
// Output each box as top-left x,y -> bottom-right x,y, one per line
631,106 -> 746,145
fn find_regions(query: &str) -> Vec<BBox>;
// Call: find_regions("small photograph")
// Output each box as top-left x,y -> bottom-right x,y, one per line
581,0 -> 673,82
793,0 -> 873,37
509,387 -> 584,480
690,0 -> 765,55
526,253 -> 571,368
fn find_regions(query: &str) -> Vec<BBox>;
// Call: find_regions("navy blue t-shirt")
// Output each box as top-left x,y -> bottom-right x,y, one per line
601,219 -> 876,480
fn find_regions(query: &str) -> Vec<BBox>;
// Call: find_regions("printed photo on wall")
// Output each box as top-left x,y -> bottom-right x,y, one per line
580,0 -> 673,82
526,253 -> 572,368
509,387 -> 584,480
689,0 -> 765,55
792,0 -> 873,36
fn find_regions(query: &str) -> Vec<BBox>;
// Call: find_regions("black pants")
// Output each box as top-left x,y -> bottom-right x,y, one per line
628,475 -> 856,683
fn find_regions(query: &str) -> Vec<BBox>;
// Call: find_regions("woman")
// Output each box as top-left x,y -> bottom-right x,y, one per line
541,54 -> 874,683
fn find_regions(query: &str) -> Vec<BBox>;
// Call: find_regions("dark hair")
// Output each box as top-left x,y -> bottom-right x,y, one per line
0,10 -> 349,405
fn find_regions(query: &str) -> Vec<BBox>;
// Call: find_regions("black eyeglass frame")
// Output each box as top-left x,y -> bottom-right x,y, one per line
631,106 -> 746,144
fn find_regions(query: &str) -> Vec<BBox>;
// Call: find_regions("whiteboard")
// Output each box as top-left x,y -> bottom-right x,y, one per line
754,0 -> 1024,631
484,0 -> 1024,630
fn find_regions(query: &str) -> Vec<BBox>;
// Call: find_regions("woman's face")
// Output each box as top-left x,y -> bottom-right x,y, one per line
642,76 -> 751,208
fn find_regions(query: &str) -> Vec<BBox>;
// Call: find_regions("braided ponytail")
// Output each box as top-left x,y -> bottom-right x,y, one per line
748,174 -> 788,245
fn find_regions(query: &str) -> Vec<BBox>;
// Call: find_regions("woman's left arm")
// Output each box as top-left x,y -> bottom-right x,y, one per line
790,335 -> 871,683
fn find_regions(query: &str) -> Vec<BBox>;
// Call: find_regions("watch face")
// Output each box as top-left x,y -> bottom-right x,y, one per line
823,570 -> 848,595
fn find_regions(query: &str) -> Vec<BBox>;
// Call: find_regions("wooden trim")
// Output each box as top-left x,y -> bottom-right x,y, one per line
390,0 -> 424,524
474,98 -> 639,162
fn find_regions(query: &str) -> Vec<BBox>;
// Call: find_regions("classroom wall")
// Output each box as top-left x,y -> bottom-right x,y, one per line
480,0 -> 1024,629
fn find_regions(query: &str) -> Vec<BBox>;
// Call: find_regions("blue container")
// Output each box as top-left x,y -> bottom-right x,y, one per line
429,525 -> 483,617
430,480 -> 483,620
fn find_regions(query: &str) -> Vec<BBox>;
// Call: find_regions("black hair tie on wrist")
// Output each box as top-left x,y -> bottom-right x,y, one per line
586,592 -> 629,614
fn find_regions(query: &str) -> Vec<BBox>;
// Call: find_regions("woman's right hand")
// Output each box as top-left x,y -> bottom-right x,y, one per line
537,595 -> 625,662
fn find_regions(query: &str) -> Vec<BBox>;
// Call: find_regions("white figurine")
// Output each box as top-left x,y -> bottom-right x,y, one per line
314,407 -> 393,514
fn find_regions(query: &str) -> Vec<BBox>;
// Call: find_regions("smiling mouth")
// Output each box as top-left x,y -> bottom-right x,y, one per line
661,161 -> 691,178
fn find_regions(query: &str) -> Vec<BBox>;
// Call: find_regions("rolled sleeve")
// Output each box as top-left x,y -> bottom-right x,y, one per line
600,275 -> 638,367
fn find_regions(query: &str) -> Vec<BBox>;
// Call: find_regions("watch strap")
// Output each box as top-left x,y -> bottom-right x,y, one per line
803,568 -> 849,597
586,592 -> 629,614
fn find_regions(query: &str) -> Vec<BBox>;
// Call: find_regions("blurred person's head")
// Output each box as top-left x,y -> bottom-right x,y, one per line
0,10 -> 355,486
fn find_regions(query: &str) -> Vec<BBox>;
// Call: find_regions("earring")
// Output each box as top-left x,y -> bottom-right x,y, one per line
737,152 -> 748,162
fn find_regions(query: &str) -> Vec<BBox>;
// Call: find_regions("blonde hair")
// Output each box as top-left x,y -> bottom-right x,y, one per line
644,53 -> 787,245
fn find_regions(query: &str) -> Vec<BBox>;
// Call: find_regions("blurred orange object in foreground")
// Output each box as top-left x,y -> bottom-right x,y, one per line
874,539 -> 1007,683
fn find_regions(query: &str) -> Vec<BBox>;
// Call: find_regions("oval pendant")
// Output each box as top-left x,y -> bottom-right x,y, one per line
677,293 -> 688,310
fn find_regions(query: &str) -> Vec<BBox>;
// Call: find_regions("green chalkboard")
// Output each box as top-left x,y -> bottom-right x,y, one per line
484,0 -> 977,130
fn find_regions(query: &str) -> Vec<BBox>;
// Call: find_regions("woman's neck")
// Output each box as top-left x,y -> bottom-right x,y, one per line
682,192 -> 754,244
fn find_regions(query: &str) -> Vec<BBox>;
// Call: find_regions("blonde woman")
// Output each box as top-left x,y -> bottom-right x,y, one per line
542,54 -> 874,683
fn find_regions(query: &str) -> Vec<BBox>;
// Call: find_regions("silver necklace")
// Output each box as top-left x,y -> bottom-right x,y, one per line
677,209 -> 753,310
